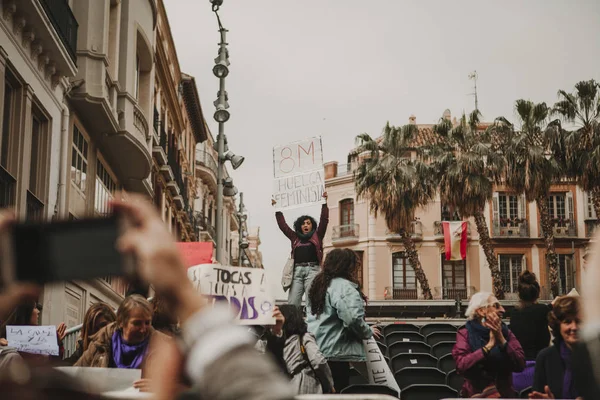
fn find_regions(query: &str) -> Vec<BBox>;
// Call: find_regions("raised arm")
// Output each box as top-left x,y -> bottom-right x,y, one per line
275,211 -> 295,240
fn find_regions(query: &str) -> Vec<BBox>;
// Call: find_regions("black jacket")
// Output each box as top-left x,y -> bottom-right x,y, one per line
533,345 -> 564,397
509,303 -> 551,360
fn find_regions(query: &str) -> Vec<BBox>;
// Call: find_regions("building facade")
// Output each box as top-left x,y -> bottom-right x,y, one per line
324,113 -> 595,302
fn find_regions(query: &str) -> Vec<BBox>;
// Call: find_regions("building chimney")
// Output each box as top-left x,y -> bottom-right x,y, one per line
409,114 -> 416,125
324,161 -> 338,179
443,109 -> 451,121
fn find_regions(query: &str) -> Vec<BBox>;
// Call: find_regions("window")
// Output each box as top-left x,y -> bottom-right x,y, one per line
26,112 -> 48,221
71,127 -> 88,195
499,255 -> 524,294
441,204 -> 461,221
392,252 -> 417,300
1,80 -> 14,168
94,158 -> 117,216
548,193 -> 574,226
442,256 -> 467,299
498,194 -> 519,226
340,199 -> 355,237
586,192 -> 596,220
557,254 -> 575,295
134,55 -> 140,100
355,250 -> 364,288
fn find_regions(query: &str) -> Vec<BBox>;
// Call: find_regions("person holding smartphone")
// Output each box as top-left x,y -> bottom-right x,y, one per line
452,291 -> 525,398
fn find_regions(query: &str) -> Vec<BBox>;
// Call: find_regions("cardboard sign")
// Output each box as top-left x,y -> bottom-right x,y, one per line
177,242 -> 214,268
7,325 -> 59,356
55,367 -> 146,397
363,338 -> 401,395
187,264 -> 275,325
273,137 -> 325,210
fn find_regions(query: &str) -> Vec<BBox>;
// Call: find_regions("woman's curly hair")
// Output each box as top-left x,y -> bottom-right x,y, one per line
308,248 -> 366,317
293,215 -> 317,235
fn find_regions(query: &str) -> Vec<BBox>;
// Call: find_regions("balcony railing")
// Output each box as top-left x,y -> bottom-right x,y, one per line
385,287 -> 418,300
586,220 -> 600,238
492,220 -> 529,238
434,286 -> 476,300
335,163 -> 353,177
39,0 -> 78,63
63,324 -> 83,359
196,149 -> 218,175
26,191 -> 44,221
551,219 -> 576,237
332,224 -> 359,243
195,211 -> 216,241
434,221 -> 471,237
0,166 -> 16,208
386,221 -> 423,241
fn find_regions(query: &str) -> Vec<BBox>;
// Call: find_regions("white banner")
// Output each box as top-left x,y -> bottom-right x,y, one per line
273,136 -> 325,210
7,325 -> 59,356
188,264 -> 275,326
363,338 -> 401,395
55,367 -> 147,398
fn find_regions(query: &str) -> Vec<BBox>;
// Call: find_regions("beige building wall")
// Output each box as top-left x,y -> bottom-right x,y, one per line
324,120 -> 594,302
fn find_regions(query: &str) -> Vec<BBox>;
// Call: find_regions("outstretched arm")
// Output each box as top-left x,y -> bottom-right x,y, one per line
316,192 -> 329,240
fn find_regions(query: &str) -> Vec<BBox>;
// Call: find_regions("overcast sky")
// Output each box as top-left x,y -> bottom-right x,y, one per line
164,0 -> 600,299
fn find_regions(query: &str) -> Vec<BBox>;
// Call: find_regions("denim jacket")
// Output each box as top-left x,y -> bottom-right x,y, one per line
307,278 -> 372,362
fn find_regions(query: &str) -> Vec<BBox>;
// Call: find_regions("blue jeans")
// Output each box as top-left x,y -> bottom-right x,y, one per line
288,263 -> 320,306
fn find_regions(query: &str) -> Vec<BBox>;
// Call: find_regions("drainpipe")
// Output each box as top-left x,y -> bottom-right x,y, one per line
57,102 -> 69,219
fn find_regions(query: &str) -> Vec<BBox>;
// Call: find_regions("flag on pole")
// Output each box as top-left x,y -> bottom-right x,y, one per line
442,221 -> 468,261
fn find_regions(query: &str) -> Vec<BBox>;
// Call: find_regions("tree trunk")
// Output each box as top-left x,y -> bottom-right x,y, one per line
537,195 -> 560,298
592,186 -> 600,223
473,210 -> 504,300
400,229 -> 433,300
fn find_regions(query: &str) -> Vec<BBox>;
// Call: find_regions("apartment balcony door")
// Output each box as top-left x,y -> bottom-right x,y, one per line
499,254 -> 525,295
441,256 -> 467,299
392,252 -> 417,299
556,254 -> 576,296
340,199 -> 354,237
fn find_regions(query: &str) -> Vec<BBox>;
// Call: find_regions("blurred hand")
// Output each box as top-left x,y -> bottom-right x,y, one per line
529,385 -> 555,399
133,378 -> 153,393
484,312 -> 505,344
270,306 -> 284,336
147,336 -> 184,400
112,193 -> 205,323
371,326 -> 382,339
0,338 -> 7,346
56,322 -> 67,343
322,192 -> 328,200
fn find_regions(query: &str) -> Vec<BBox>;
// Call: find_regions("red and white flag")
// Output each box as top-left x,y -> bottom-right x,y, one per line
442,221 -> 468,261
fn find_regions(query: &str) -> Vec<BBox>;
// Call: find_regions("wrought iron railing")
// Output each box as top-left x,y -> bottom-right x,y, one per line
39,0 -> 78,63
196,149 -> 218,175
332,224 -> 359,240
26,191 -> 44,221
492,221 -> 529,237
62,324 -> 82,359
195,211 -> 216,240
392,287 -> 418,300
386,221 -> 423,239
551,220 -> 577,237
0,166 -> 16,208
434,286 -> 476,300
335,163 -> 352,177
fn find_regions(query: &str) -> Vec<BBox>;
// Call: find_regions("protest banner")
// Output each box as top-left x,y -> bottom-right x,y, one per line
187,264 -> 275,325
55,367 -> 146,397
272,136 -> 325,210
363,338 -> 401,394
6,325 -> 59,356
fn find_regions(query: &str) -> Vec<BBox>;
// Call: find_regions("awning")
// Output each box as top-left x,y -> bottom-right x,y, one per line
177,242 -> 214,268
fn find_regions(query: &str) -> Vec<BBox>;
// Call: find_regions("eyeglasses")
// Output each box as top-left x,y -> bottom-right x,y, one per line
488,302 -> 501,309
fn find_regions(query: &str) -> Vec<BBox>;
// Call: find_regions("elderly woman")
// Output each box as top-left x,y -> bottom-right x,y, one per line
64,302 -> 116,365
75,295 -> 168,371
452,291 -> 525,398
530,296 -> 581,399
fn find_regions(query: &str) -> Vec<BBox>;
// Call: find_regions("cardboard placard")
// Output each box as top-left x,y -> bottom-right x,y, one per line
6,325 -> 59,356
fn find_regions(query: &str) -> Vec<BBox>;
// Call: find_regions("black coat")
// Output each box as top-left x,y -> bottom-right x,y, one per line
509,303 -> 551,360
533,345 -> 564,397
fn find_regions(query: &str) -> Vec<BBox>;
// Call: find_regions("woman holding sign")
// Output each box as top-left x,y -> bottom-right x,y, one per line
273,192 -> 329,306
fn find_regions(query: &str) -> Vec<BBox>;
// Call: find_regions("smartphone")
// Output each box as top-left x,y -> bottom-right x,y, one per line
0,215 -> 134,286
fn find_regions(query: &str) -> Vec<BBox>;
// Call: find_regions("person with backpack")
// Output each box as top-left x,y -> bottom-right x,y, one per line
279,304 -> 334,394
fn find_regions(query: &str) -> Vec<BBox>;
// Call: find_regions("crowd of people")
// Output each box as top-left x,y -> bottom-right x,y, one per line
0,191 -> 598,399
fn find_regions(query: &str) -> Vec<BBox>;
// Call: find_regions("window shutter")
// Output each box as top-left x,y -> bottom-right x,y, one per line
566,191 -> 574,224
518,194 -> 526,219
492,193 -> 499,228
521,254 -> 527,271
566,255 -> 574,293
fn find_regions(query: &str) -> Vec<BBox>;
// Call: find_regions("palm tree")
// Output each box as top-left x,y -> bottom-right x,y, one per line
353,123 -> 436,299
429,110 -> 506,299
492,100 -> 565,297
553,80 -> 600,217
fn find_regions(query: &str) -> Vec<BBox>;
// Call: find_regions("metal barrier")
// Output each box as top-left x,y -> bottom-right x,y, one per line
63,324 -> 83,359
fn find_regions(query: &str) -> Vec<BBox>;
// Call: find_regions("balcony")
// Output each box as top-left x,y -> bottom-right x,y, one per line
434,286 -> 476,300
551,219 -> 577,237
332,224 -> 359,246
493,219 -> 529,238
195,149 -> 218,191
0,167 -> 16,208
586,220 -> 600,238
195,212 -> 216,244
434,221 -> 471,238
39,0 -> 78,63
386,221 -> 423,242
385,287 -> 418,300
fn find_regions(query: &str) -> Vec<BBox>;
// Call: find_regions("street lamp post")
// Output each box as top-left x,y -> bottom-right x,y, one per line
237,192 -> 249,267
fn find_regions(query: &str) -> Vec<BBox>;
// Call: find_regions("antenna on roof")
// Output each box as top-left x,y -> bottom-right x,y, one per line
468,71 -> 479,111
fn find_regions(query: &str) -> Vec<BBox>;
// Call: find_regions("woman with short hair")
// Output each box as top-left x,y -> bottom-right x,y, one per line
452,291 -> 525,398
530,296 -> 581,399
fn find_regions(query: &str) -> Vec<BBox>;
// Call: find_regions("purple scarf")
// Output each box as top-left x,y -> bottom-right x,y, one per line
111,330 -> 149,369
560,341 -> 579,399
